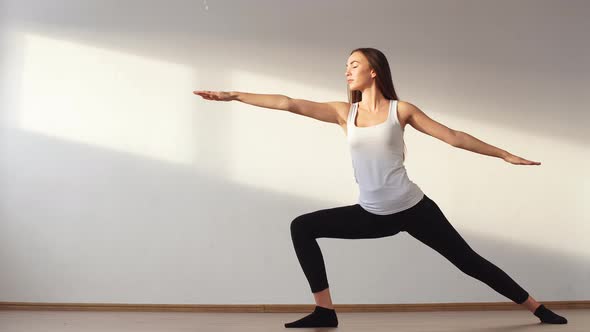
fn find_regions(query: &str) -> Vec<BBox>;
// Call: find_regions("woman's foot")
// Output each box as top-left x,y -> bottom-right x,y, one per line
284,305 -> 338,328
533,304 -> 568,324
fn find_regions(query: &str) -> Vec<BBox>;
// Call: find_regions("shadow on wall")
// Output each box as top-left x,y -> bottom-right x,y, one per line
0,128 -> 586,303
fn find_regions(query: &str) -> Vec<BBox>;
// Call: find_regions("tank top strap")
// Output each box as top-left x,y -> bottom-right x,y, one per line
347,102 -> 358,127
388,99 -> 397,125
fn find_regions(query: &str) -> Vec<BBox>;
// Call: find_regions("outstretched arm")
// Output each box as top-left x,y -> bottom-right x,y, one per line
193,90 -> 290,110
453,131 -> 540,165
193,90 -> 347,125
402,101 -> 541,166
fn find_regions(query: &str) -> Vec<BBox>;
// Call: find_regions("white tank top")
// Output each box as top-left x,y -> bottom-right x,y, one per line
347,99 -> 424,215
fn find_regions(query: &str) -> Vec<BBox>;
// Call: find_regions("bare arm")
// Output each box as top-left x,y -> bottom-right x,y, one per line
453,131 -> 509,159
193,90 -> 289,110
193,90 -> 347,125
402,100 -> 541,165
453,131 -> 541,165
230,91 -> 290,111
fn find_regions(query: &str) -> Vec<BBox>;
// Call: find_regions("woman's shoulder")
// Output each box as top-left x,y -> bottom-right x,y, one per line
333,101 -> 353,122
331,102 -> 352,131
395,100 -> 420,130
396,100 -> 420,115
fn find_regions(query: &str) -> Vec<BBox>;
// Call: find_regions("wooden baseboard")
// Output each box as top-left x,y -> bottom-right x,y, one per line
1,301 -> 588,312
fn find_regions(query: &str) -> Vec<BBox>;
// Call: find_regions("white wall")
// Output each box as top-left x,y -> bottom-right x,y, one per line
0,0 -> 588,305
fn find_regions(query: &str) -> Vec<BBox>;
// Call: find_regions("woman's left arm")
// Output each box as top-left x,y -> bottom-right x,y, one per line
401,101 -> 541,166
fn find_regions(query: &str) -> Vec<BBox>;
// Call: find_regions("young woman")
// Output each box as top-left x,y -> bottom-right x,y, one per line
193,48 -> 568,328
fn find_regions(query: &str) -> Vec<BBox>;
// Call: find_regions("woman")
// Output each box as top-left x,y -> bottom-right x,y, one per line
193,48 -> 567,328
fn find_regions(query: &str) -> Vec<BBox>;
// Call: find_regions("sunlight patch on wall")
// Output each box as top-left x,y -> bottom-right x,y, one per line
17,32 -> 197,165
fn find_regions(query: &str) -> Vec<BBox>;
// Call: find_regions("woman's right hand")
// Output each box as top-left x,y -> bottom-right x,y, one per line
193,90 -> 234,101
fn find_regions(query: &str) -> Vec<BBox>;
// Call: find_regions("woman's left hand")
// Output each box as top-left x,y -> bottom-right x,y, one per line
503,153 -> 541,165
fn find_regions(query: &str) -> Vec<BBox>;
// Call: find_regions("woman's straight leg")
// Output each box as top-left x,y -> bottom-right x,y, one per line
401,195 -> 530,304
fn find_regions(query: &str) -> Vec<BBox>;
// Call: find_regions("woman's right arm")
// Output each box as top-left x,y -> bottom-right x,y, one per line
230,91 -> 291,111
194,90 -> 348,125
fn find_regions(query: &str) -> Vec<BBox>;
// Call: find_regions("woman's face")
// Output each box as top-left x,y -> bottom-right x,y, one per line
345,52 -> 374,91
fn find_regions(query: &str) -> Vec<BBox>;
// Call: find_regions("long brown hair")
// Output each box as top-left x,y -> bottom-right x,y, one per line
347,47 -> 407,161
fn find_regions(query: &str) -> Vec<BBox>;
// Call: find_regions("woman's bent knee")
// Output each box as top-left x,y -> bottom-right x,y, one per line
290,214 -> 312,236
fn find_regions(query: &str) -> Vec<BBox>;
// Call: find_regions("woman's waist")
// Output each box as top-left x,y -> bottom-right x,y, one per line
358,181 -> 422,201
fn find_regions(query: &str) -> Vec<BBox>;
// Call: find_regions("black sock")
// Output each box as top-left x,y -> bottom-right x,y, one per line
533,304 -> 567,324
284,305 -> 338,328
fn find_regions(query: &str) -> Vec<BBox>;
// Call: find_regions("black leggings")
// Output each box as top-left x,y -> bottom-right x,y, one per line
289,194 -> 530,304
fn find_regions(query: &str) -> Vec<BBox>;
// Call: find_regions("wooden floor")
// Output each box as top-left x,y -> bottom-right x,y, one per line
0,309 -> 586,331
